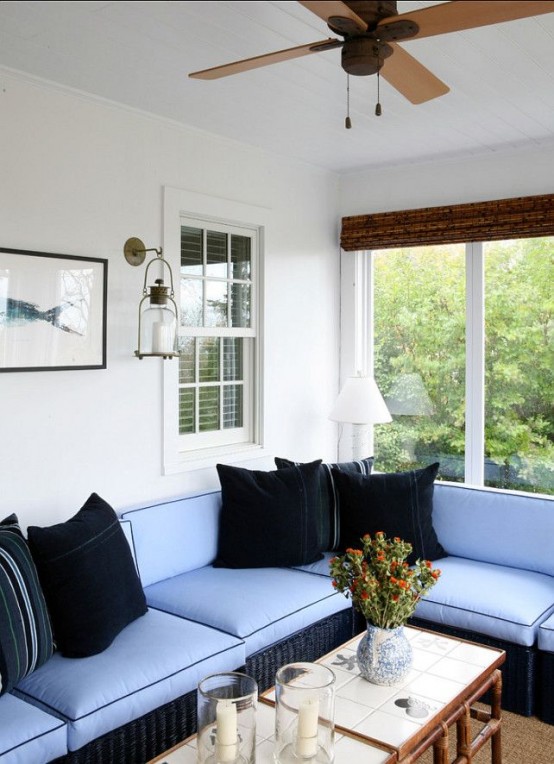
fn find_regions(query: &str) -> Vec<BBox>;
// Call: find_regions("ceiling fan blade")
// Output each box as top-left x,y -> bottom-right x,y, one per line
379,1 -> 554,41
298,1 -> 368,32
381,43 -> 450,104
189,39 -> 341,80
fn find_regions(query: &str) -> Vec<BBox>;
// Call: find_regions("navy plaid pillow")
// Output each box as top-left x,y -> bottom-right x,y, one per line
334,462 -> 446,565
28,493 -> 147,658
0,515 -> 54,696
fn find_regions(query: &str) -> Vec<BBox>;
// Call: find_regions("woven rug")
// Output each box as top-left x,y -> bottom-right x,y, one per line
418,705 -> 554,764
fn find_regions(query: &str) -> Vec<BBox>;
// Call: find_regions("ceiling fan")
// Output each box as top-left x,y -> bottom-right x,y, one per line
189,1 -> 554,106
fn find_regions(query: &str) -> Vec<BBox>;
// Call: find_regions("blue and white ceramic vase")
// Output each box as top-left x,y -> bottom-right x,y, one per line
357,623 -> 413,685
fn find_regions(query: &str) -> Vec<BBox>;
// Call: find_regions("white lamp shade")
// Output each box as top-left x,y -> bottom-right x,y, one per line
329,376 -> 392,425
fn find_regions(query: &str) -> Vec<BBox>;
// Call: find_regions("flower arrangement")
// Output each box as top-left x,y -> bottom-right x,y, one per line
329,532 -> 441,630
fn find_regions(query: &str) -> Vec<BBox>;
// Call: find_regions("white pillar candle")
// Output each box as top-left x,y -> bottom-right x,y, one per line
216,699 -> 237,762
296,696 -> 319,758
152,321 -> 173,353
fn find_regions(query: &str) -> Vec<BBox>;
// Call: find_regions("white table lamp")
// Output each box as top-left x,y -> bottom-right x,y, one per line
329,375 -> 392,460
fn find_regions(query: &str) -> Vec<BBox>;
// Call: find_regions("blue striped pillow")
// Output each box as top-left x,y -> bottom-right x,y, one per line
275,457 -> 374,551
0,515 -> 54,696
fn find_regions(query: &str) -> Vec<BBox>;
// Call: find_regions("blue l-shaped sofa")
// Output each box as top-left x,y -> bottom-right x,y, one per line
2,480 -> 554,763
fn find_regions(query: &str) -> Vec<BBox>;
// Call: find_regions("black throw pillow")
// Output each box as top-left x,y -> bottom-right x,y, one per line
334,462 -> 446,565
275,456 -> 373,551
27,493 -> 147,658
0,515 -> 54,696
215,461 -> 324,568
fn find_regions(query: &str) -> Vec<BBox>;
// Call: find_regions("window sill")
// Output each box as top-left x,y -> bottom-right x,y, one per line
163,443 -> 271,475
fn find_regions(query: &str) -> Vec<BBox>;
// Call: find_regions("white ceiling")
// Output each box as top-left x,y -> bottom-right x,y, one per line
1,1 -> 554,174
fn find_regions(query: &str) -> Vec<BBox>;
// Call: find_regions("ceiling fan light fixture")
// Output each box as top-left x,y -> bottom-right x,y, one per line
341,38 -> 392,76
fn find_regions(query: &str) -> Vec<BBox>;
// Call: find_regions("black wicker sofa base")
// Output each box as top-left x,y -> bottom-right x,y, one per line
539,649 -> 554,724
51,607 -> 355,764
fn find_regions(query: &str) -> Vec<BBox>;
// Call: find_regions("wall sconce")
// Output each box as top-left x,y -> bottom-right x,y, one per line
124,237 -> 179,359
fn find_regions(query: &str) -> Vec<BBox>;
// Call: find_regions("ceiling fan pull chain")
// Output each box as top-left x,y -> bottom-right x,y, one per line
375,66 -> 382,117
345,74 -> 352,129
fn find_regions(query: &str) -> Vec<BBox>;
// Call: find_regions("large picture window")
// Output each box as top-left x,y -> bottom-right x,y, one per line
340,194 -> 554,496
369,237 -> 553,495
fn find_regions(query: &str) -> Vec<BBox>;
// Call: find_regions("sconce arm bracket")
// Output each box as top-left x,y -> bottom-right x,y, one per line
124,237 -> 163,266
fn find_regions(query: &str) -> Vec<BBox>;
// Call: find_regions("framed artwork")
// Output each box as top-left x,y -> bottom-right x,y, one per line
0,247 -> 108,372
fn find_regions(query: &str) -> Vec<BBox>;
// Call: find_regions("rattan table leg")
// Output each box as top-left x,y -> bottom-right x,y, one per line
433,721 -> 449,764
456,702 -> 472,762
491,669 -> 503,764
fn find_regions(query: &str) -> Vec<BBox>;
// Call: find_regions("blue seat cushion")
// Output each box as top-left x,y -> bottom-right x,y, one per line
15,609 -> 245,753
0,693 -> 67,764
414,556 -> 554,646
292,552 -> 335,577
538,612 -> 554,652
145,566 -> 349,657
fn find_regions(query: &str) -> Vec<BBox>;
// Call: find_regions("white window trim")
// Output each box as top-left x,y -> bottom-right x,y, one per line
465,242 -> 485,485
162,186 -> 271,474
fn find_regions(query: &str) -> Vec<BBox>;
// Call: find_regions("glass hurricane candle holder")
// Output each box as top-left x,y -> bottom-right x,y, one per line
274,663 -> 335,763
197,672 -> 258,764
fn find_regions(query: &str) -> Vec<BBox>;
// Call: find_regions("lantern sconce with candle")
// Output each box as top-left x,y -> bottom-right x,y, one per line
124,237 -> 179,359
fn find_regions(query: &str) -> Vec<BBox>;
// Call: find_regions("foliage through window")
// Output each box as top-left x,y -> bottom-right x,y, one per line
178,219 -> 257,452
371,237 -> 553,495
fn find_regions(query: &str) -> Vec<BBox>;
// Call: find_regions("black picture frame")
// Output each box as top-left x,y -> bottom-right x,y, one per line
0,247 -> 108,371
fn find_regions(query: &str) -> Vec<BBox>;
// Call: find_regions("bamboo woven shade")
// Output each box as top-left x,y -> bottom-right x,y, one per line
340,193 -> 554,251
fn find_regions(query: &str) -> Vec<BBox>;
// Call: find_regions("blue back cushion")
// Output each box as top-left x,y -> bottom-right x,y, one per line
120,491 -> 222,587
433,483 -> 554,576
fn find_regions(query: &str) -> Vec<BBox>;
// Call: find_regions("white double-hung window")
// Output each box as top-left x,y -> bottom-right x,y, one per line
177,216 -> 258,454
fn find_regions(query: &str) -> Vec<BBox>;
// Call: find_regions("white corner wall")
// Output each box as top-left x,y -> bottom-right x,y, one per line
0,70 -> 341,528
338,143 -> 554,215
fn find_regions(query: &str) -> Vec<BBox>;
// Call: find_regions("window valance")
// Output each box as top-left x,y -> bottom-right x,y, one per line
340,193 -> 554,251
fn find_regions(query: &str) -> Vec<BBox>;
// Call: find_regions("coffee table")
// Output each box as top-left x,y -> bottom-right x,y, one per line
148,625 -> 505,764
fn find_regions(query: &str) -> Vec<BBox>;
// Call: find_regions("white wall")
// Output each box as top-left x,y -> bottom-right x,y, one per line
338,143 -> 554,215
0,71 -> 341,528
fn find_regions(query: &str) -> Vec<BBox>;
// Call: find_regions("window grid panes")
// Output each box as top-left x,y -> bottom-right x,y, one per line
180,226 -> 252,330
178,337 -> 246,435
178,221 -> 255,445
